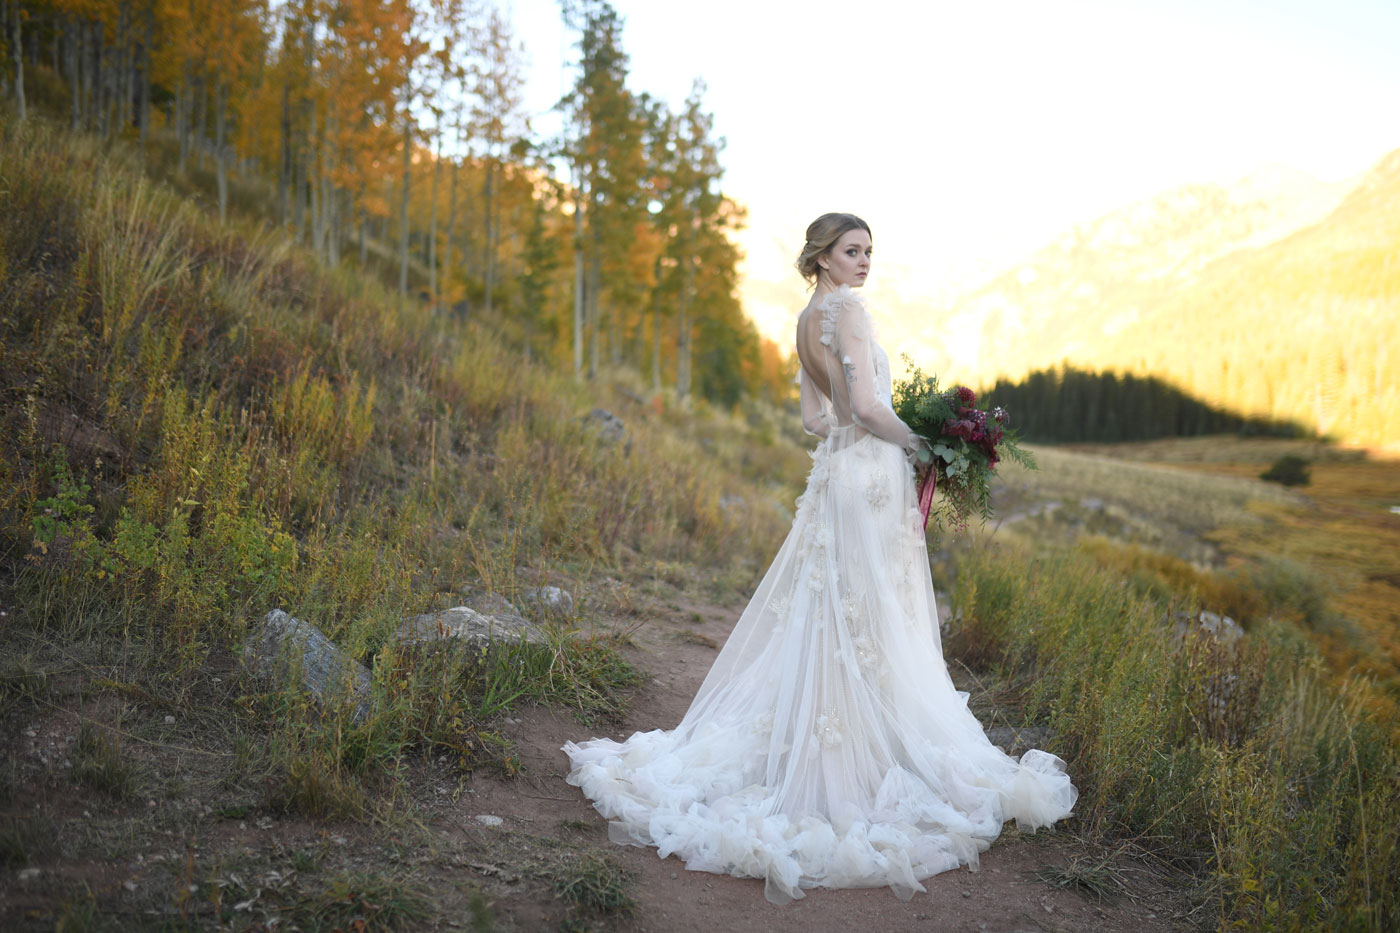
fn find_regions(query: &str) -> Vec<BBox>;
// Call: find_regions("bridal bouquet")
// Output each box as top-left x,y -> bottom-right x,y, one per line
892,362 -> 1035,534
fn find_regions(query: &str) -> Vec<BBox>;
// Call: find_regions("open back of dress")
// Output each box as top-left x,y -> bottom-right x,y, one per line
564,286 -> 1077,904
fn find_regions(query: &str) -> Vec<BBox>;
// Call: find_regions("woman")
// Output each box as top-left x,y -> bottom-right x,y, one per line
563,213 -> 1077,904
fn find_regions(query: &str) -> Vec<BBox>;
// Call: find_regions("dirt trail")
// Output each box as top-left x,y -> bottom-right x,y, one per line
460,599 -> 1192,932
0,594 -> 1193,931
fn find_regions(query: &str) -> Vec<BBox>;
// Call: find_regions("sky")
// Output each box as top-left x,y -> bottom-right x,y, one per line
503,0 -> 1400,345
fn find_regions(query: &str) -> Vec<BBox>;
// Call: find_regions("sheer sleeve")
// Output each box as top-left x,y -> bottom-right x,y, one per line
799,368 -> 831,438
832,302 -> 918,451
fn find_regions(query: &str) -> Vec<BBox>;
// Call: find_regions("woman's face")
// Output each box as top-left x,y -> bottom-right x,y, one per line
820,228 -> 872,288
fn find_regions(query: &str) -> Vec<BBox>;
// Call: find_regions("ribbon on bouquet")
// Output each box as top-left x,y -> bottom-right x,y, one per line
916,468 -> 936,531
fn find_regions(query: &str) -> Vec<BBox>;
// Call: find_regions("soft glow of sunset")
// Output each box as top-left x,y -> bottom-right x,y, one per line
509,0 -> 1400,370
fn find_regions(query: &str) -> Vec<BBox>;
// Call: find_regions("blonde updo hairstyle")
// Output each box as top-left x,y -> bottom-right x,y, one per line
795,212 -> 872,285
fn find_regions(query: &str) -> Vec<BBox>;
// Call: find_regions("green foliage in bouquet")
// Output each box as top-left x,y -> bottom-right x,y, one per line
893,361 -> 1036,533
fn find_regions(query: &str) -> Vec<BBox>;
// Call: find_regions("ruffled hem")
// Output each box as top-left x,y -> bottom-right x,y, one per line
563,728 -> 1076,904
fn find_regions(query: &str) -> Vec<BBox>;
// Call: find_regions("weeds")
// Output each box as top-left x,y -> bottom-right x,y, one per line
1035,855 -> 1129,903
550,850 -> 637,915
0,816 -> 49,867
952,543 -> 1400,928
70,723 -> 138,801
289,871 -> 430,932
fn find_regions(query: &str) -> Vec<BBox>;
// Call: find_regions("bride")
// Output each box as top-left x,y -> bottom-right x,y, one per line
563,213 -> 1077,904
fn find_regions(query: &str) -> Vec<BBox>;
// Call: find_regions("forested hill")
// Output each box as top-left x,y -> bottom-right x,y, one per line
919,154 -> 1397,448
1,0 -> 792,409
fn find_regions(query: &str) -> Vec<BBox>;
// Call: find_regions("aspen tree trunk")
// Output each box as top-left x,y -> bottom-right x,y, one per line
1,2 -> 11,100
443,154 -> 458,308
399,115 -> 411,298
357,204 -> 367,265
215,80 -> 229,224
117,6 -> 131,132
10,0 -> 25,122
483,159 -> 495,314
81,21 -> 94,130
573,188 -> 584,374
137,12 -> 151,151
68,21 -> 79,130
176,61 -> 189,172
588,246 -> 601,379
677,247 -> 693,402
322,118 -> 337,264
278,85 -> 290,226
194,74 -> 207,170
651,256 -> 663,395
428,136 -> 440,307
309,100 -> 323,254
96,27 -> 108,137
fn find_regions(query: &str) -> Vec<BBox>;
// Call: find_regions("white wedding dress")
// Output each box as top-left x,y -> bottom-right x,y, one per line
563,285 -> 1077,904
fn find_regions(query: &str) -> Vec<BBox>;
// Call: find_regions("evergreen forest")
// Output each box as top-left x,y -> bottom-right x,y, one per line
982,365 -> 1306,444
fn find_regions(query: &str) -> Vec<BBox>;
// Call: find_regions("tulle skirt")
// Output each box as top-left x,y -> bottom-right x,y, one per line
563,427 -> 1077,903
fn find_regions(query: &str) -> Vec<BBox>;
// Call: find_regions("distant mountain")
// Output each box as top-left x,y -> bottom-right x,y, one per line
913,153 -> 1400,447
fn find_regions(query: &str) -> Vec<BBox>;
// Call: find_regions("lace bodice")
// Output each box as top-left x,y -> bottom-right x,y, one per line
797,285 -> 914,449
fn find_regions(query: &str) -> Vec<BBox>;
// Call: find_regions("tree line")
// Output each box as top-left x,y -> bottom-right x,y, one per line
981,365 -> 1306,444
0,0 -> 792,407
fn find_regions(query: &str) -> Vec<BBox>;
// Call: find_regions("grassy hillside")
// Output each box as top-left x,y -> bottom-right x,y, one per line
0,114 -> 805,784
2,113 -> 1397,929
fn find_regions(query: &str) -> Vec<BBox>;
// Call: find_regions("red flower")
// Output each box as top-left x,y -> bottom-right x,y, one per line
956,386 -> 977,405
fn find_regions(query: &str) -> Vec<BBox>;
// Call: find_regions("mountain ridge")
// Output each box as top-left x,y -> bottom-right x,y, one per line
904,148 -> 1397,447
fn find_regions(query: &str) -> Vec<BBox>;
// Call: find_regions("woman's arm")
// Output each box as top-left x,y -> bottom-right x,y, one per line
833,302 -> 918,450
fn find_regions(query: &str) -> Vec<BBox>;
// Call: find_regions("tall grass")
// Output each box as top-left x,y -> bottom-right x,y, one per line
0,116 -> 796,789
951,542 -> 1399,929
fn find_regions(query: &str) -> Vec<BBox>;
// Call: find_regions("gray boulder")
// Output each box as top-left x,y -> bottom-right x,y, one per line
985,725 -> 1052,756
1173,610 -> 1244,644
394,606 -> 549,649
521,586 -> 574,620
582,408 -> 630,453
243,610 -> 372,723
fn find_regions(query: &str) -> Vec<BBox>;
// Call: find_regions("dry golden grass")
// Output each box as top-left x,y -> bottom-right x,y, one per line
1017,436 -> 1400,725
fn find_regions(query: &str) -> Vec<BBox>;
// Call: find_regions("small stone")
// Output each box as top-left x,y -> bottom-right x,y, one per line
164,715 -> 175,724
522,586 -> 575,620
124,881 -> 138,893
18,868 -> 40,882
474,814 -> 504,828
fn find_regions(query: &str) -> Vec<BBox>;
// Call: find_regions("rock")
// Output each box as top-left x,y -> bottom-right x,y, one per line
18,867 -> 40,882
243,610 -> 371,723
394,606 -> 549,649
1172,610 -> 1243,644
933,590 -> 959,635
985,725 -> 1051,756
461,591 -> 523,619
474,814 -> 504,828
522,586 -> 574,620
582,408 -> 630,453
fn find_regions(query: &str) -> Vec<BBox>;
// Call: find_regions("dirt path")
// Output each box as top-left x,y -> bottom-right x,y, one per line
0,593 -> 1195,931
456,599 -> 1194,932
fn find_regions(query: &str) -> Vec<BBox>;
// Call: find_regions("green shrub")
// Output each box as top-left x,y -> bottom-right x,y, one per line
1260,454 -> 1311,486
